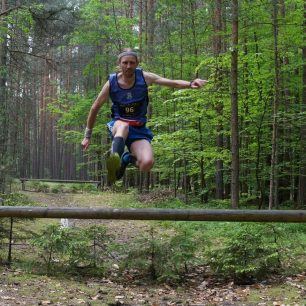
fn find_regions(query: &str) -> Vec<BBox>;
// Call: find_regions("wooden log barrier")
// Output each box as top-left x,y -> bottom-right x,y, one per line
0,207 -> 305,222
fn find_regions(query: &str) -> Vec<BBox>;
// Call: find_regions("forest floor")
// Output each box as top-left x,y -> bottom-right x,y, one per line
0,191 -> 305,306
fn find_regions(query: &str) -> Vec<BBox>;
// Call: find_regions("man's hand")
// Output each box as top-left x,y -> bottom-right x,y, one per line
191,79 -> 208,89
81,137 -> 91,150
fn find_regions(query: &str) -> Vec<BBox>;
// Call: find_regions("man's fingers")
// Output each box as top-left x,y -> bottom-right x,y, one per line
81,139 -> 90,150
193,79 -> 208,88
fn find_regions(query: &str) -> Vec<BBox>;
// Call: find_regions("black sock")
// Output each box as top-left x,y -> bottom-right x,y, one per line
129,155 -> 137,165
112,137 -> 125,157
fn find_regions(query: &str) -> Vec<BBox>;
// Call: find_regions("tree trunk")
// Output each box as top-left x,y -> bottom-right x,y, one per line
173,152 -> 177,198
252,31 -> 269,208
198,118 -> 207,203
0,0 -> 8,192
138,0 -> 143,57
7,217 -> 13,264
128,0 -> 134,18
297,0 -> 306,207
145,0 -> 155,62
213,0 -> 224,200
190,1 -> 198,74
230,0 -> 239,208
183,151 -> 188,204
269,0 -> 281,209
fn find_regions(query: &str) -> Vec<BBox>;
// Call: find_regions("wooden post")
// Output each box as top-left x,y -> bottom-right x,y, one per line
21,179 -> 25,191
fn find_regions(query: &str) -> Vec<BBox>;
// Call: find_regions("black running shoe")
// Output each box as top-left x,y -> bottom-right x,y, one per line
116,151 -> 130,180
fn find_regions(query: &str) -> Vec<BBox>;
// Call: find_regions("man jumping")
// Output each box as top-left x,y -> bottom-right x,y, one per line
81,48 -> 207,184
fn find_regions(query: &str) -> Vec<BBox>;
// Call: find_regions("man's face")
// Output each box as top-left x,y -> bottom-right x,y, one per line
119,56 -> 138,77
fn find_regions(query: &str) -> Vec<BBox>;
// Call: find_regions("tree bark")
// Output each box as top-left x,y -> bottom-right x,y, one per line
0,0 -> 8,192
145,0 -> 155,62
138,0 -> 143,57
213,0 -> 224,200
198,118 -> 207,203
269,0 -> 281,209
230,0 -> 239,208
297,0 -> 306,207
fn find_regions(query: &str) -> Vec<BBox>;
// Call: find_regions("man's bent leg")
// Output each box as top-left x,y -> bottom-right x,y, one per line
107,120 -> 129,184
130,139 -> 154,172
111,120 -> 129,157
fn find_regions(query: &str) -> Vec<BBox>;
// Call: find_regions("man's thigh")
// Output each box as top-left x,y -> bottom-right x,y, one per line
130,139 -> 154,160
112,120 -> 129,138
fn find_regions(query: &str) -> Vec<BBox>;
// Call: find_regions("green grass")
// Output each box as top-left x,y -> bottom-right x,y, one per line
247,282 -> 306,305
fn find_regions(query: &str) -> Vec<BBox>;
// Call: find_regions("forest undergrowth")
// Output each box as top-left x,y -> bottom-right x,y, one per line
0,188 -> 305,305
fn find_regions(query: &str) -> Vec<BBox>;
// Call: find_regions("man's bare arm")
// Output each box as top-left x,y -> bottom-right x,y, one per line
81,81 -> 110,150
144,71 -> 207,89
86,81 -> 110,129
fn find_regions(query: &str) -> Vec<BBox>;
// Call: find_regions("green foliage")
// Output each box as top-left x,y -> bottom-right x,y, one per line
67,184 -> 82,193
71,0 -> 138,50
207,224 -> 286,283
82,183 -> 98,193
32,223 -> 111,275
28,181 -> 49,193
0,193 -> 36,263
0,192 -> 33,206
32,223 -> 68,273
122,226 -> 203,283
0,6 -> 35,40
34,0 -> 303,204
50,184 -> 64,193
48,93 -> 94,130
63,225 -> 110,273
3,0 -> 302,203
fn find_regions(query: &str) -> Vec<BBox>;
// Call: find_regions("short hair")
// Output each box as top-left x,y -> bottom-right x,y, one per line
117,48 -> 139,62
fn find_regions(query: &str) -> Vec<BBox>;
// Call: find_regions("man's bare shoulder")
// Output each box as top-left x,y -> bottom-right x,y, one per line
143,71 -> 163,85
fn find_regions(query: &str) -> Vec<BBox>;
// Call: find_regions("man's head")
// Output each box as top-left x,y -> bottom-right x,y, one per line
117,48 -> 139,77
117,49 -> 139,63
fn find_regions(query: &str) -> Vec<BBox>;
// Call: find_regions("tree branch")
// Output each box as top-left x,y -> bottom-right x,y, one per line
8,49 -> 58,71
8,49 -> 53,62
0,6 -> 23,18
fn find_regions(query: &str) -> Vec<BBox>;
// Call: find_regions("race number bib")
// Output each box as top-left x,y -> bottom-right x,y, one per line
119,101 -> 142,118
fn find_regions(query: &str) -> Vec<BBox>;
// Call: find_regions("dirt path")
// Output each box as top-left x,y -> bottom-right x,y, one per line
20,191 -> 152,245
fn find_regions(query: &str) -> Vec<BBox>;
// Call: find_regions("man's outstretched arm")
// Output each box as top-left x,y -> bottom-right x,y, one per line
143,71 -> 208,89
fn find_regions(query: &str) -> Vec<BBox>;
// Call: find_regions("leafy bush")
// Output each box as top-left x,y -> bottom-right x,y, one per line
159,228 -> 202,283
39,183 -> 49,192
28,181 -> 49,192
0,192 -> 34,206
207,223 -> 285,284
32,223 -> 111,275
122,226 -> 202,283
82,183 -> 97,193
68,184 -> 82,193
32,223 -> 69,273
65,225 -> 111,273
50,184 -> 64,193
206,199 -> 232,209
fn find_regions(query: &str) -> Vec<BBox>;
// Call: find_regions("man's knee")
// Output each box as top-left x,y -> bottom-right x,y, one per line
113,121 -> 129,137
138,158 -> 154,172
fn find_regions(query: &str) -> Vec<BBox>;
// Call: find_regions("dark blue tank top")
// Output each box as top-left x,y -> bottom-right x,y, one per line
109,68 -> 149,125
